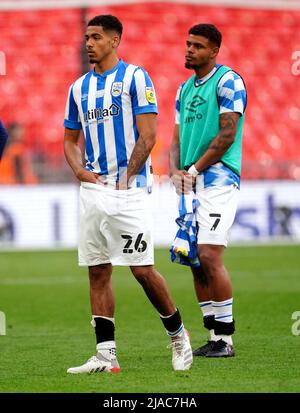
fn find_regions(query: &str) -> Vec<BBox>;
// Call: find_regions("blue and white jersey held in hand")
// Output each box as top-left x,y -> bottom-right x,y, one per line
64,59 -> 158,188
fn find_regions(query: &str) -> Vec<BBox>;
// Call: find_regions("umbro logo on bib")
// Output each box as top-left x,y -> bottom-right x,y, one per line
186,95 -> 206,113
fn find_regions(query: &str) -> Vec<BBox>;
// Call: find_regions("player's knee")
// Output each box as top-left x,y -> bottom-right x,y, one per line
130,266 -> 151,283
198,248 -> 221,273
88,264 -> 111,286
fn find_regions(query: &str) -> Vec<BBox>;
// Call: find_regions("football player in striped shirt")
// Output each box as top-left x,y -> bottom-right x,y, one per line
64,15 -> 192,373
170,23 -> 247,358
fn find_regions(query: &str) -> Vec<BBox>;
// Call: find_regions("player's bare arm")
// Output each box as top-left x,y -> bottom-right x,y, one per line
64,127 -> 98,183
169,124 -> 194,194
118,113 -> 156,189
193,112 -> 240,173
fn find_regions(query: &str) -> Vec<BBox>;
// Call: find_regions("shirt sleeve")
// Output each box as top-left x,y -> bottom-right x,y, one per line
63,84 -> 82,130
175,84 -> 183,125
0,120 -> 8,160
130,68 -> 158,115
217,71 -> 247,115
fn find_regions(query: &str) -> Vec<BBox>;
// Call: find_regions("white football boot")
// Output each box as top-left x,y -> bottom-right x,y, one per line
168,329 -> 193,371
67,341 -> 121,374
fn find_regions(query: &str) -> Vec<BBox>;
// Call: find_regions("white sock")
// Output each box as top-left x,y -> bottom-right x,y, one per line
214,334 -> 233,345
209,329 -> 218,341
212,298 -> 233,323
96,340 -> 116,352
167,324 -> 184,338
96,341 -> 117,362
199,300 -> 213,317
212,298 -> 233,345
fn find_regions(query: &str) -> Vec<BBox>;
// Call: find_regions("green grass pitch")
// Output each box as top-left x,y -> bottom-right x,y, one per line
0,245 -> 299,393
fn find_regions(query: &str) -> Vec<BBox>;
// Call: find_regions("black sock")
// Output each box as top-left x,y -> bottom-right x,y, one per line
214,319 -> 235,335
160,309 -> 183,336
94,317 -> 115,344
203,315 -> 215,331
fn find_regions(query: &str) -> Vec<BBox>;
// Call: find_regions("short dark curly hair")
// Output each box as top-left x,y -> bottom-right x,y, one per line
87,15 -> 123,37
189,24 -> 222,48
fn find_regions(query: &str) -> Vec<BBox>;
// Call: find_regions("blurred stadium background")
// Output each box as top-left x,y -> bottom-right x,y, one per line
0,0 -> 300,247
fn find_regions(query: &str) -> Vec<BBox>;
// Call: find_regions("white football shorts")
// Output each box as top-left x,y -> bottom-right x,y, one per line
78,182 -> 154,266
195,183 -> 239,247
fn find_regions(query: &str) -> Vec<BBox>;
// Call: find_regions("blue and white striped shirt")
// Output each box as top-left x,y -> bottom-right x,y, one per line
64,59 -> 158,188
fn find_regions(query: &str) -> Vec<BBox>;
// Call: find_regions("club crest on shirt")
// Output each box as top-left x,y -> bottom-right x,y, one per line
111,82 -> 123,97
145,87 -> 156,104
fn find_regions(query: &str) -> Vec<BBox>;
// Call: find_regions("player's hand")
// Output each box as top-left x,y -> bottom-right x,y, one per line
116,175 -> 129,190
170,169 -> 194,195
115,168 -> 132,190
116,181 -> 127,190
76,169 -> 101,184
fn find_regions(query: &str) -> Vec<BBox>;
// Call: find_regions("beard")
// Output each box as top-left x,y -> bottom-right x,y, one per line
88,57 -> 98,64
185,62 -> 198,70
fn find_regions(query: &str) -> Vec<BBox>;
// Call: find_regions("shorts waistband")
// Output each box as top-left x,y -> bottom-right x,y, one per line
81,181 -> 121,191
80,181 -> 149,195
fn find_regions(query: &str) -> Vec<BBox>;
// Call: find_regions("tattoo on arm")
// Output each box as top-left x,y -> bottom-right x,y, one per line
208,112 -> 239,152
126,134 -> 151,183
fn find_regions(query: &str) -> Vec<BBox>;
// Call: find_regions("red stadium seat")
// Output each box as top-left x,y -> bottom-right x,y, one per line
0,5 -> 299,181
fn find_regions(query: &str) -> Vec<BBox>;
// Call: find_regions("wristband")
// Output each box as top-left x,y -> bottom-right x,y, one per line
187,164 -> 199,177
